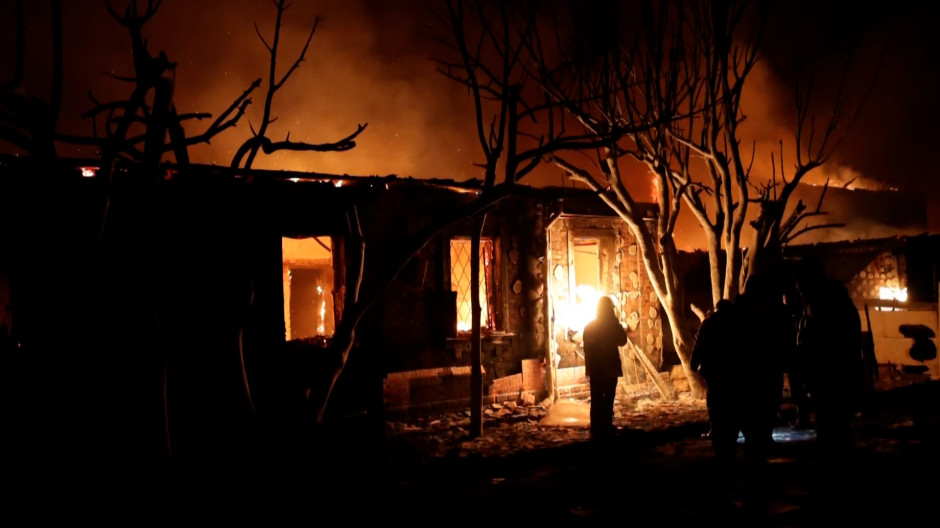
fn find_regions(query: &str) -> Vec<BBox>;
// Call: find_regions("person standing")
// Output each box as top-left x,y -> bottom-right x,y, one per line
737,274 -> 793,487
794,256 -> 864,462
582,295 -> 628,440
690,298 -> 743,482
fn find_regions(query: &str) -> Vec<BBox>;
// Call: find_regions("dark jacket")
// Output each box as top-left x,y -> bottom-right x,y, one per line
583,314 -> 627,380
690,299 -> 741,403
797,278 -> 863,403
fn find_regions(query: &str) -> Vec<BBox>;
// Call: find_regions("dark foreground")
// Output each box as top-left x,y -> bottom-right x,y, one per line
374,382 -> 937,527
14,381 -> 938,526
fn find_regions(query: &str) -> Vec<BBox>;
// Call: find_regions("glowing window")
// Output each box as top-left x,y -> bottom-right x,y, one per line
282,236 -> 335,340
450,238 -> 496,332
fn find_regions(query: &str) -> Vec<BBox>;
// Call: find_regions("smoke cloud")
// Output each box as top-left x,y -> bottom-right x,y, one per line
2,0 -> 937,247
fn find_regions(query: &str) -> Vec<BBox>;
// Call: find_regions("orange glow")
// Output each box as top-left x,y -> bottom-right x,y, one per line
451,238 -> 493,332
555,285 -> 616,334
282,237 -> 335,340
879,286 -> 908,303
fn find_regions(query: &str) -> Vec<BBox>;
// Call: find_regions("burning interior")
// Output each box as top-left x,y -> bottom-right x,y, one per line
449,237 -> 497,332
546,212 -> 665,398
282,236 -> 337,341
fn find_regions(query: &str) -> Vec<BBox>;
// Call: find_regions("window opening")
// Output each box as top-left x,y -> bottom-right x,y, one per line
282,236 -> 335,340
450,238 -> 495,332
569,237 -> 602,333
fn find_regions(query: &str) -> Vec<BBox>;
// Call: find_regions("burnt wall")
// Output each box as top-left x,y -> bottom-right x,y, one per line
618,220 -> 665,375
496,197 -> 548,379
367,195 -> 550,391
547,215 -> 664,384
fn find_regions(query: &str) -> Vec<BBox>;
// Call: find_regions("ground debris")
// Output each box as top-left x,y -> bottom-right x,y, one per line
386,392 -> 709,460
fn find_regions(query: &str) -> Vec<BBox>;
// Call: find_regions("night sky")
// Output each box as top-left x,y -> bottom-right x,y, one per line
2,0 -> 938,247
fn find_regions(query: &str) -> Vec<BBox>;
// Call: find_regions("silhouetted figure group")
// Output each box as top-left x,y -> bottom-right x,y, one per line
691,259 -> 865,496
691,274 -> 793,490
793,256 -> 865,461
581,255 -> 867,513
583,295 -> 628,440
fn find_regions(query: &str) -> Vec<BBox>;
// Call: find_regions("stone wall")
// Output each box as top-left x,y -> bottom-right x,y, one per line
498,197 -> 548,379
546,216 -> 664,385
847,250 -> 907,301
383,358 -> 546,418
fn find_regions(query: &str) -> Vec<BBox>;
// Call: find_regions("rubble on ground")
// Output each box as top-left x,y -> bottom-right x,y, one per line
385,391 -> 709,460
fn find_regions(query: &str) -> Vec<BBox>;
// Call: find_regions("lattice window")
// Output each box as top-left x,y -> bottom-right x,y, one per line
450,238 -> 495,331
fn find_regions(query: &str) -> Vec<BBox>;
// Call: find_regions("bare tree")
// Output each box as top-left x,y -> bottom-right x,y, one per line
230,0 -> 366,169
743,12 -> 883,277
433,0 -> 624,434
434,0 -> 543,437
533,0 -> 879,397
0,0 -> 267,457
0,0 -> 371,454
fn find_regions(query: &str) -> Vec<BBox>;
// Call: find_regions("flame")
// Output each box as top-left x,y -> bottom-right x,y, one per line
876,286 -> 908,311
556,285 -> 613,333
878,286 -> 908,302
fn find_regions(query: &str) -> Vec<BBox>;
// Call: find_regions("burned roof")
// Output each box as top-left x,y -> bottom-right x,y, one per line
0,155 -> 659,215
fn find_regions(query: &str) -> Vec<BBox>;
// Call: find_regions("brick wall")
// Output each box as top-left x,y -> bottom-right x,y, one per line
383,359 -> 548,418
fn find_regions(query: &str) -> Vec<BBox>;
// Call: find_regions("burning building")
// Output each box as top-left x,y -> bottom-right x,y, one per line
544,194 -> 666,401
0,156 -> 666,428
784,234 -> 940,381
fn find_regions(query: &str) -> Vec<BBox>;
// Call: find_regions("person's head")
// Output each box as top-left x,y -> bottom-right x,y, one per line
794,256 -> 827,299
595,295 -> 616,320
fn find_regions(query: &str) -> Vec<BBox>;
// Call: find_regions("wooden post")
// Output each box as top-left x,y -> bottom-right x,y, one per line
469,214 -> 486,438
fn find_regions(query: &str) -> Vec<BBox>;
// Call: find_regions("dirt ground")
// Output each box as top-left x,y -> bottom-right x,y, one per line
372,380 -> 939,527
384,390 -> 710,461
32,379 -> 932,526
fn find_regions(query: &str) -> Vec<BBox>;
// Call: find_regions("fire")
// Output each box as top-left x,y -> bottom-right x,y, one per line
555,285 -> 612,334
878,286 -> 908,303
316,285 -> 326,334
876,286 -> 908,312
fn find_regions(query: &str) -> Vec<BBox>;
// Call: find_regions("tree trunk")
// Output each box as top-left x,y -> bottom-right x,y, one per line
469,214 -> 486,438
661,296 -> 706,399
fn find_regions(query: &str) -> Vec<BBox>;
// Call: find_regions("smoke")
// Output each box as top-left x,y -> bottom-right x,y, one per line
787,184 -> 929,245
2,0 -> 483,178
801,164 -> 897,192
163,0 -> 484,178
3,0 -> 937,240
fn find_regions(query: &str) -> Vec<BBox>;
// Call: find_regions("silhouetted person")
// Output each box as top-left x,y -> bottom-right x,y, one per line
690,298 -> 742,483
583,295 -> 627,439
794,256 -> 863,462
737,273 -> 793,488
783,280 -> 813,428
